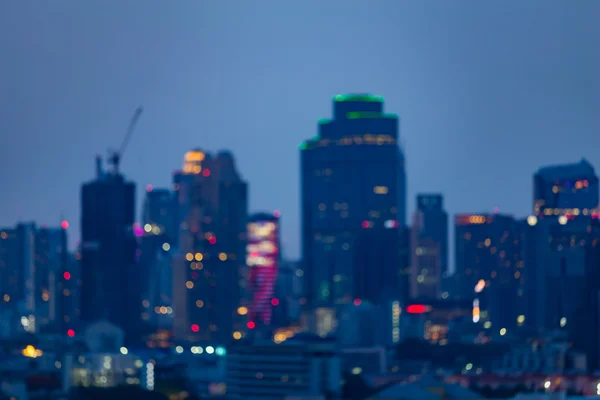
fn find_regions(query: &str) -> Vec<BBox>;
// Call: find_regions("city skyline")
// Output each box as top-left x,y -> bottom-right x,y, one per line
2,1 -> 600,260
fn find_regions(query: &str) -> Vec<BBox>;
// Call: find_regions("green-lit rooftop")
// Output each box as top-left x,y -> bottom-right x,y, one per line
333,94 -> 384,103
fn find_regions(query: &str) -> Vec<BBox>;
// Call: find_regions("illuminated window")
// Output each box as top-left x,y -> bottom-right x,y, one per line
374,186 -> 389,194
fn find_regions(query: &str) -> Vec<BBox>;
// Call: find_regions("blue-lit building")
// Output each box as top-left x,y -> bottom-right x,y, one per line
300,94 -> 406,315
410,194 -> 448,299
140,187 -> 176,329
454,213 -> 524,330
533,159 -> 598,217
525,160 -> 600,332
34,225 -> 70,332
80,157 -> 140,343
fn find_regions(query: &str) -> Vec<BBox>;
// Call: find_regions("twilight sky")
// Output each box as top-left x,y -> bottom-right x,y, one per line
1,1 -> 599,260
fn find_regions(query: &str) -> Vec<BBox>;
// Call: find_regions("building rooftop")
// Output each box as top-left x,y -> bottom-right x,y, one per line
536,158 -> 596,181
334,94 -> 384,103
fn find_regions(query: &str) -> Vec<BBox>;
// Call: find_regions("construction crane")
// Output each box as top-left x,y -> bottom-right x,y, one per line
108,106 -> 144,175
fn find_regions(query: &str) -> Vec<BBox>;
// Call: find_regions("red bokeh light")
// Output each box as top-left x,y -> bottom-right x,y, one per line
353,298 -> 362,306
247,321 -> 256,329
271,298 -> 279,306
146,184 -> 153,192
61,220 -> 69,229
273,210 -> 281,218
208,236 -> 217,245
63,272 -> 71,280
67,329 -> 75,337
361,221 -> 370,229
202,169 -> 211,177
191,324 -> 200,332
406,304 -> 428,314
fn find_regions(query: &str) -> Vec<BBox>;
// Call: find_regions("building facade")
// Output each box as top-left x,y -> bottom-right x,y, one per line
80,158 -> 139,342
172,150 -> 248,344
246,213 -> 280,332
410,194 -> 448,300
300,94 -> 406,316
454,213 -> 524,330
226,339 -> 341,399
526,160 -> 600,332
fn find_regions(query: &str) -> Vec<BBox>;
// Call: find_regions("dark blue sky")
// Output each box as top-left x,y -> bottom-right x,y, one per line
1,1 -> 599,260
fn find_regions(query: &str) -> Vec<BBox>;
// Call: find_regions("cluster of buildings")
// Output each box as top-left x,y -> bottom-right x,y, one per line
1,93 -> 600,399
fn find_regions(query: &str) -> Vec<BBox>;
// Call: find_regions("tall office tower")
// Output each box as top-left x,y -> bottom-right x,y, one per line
455,213 -> 524,329
140,187 -> 176,328
246,213 -> 280,332
410,194 -> 448,299
570,218 -> 600,370
544,216 -> 600,339
172,150 -> 248,344
300,94 -> 405,317
526,160 -> 600,331
0,223 -> 35,330
0,228 -> 20,312
80,156 -> 139,342
34,224 -> 68,332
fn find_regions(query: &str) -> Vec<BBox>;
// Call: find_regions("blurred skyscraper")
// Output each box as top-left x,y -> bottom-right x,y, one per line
300,94 -> 405,321
172,150 -> 248,344
246,212 -> 280,334
139,187 -> 176,329
533,159 -> 598,217
0,224 -> 34,316
80,156 -> 140,342
34,224 -> 69,332
526,159 -> 599,331
0,222 -> 72,334
410,194 -> 448,299
454,213 -> 524,330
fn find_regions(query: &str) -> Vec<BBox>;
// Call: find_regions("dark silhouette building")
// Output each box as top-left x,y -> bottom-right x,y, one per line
80,157 -> 139,342
34,225 -> 69,332
533,158 -> 598,217
172,149 -> 248,344
0,223 -> 36,314
455,213 -> 524,330
410,194 -> 448,299
300,94 -> 406,318
139,187 -> 176,329
526,160 -> 599,331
